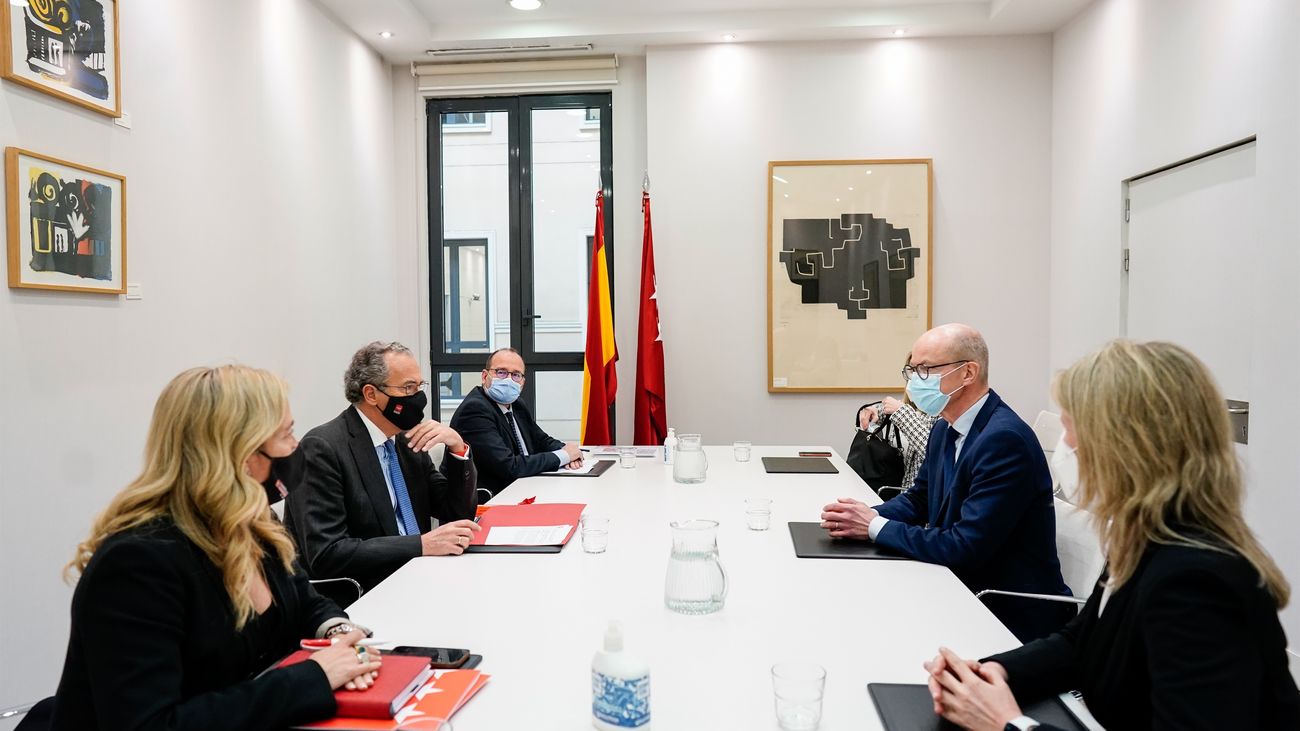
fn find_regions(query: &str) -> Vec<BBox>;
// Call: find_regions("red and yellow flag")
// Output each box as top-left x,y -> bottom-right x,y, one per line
581,190 -> 618,444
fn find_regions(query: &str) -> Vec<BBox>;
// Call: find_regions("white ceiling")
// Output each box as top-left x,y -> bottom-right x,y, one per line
314,0 -> 1095,63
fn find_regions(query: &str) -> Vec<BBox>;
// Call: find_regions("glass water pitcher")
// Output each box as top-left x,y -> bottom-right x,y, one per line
664,519 -> 728,615
672,433 -> 708,483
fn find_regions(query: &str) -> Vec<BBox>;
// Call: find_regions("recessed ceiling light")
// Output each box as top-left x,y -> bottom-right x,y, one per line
722,33 -> 737,42
378,31 -> 394,39
893,28 -> 907,36
509,0 -> 543,10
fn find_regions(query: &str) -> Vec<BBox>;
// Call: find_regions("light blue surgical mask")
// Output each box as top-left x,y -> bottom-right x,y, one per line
905,364 -> 967,417
486,376 -> 522,404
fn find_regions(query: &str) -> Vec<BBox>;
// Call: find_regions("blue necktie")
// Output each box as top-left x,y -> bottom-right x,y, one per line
382,440 -> 420,536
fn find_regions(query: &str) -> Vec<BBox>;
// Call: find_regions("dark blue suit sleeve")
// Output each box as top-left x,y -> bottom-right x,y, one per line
874,422 -> 942,524
873,428 -> 1037,569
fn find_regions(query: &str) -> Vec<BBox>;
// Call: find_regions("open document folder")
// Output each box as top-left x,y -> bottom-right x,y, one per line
465,502 -> 587,553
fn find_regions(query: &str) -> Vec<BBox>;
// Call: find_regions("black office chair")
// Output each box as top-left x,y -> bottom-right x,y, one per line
274,450 -> 367,609
4,697 -> 52,729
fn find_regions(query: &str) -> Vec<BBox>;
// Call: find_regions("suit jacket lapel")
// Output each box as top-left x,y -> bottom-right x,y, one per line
343,408 -> 401,536
938,391 -> 1003,525
484,387 -> 530,455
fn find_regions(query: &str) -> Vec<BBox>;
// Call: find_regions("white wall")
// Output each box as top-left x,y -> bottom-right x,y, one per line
0,0 -> 398,716
1050,0 -> 1300,642
646,37 -> 1054,450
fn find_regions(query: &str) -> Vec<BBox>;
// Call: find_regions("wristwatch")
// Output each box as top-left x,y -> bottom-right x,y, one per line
1004,716 -> 1040,730
323,622 -> 357,639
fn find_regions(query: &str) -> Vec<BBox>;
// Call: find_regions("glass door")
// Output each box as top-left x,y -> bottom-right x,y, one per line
428,93 -> 613,441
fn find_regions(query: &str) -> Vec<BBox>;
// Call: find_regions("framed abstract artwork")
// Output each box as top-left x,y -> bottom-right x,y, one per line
767,159 -> 932,392
1,0 -> 121,117
6,147 -> 126,294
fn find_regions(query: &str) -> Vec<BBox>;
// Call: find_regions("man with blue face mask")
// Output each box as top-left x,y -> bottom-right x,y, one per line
450,348 -> 584,501
820,324 -> 1073,642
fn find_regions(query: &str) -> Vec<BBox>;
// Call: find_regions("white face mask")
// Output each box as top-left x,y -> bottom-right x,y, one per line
1050,435 -> 1079,503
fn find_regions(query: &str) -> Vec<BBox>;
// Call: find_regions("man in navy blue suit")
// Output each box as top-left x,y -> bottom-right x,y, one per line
821,324 -> 1072,641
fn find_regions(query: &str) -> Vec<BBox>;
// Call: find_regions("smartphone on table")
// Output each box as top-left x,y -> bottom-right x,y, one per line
387,645 -> 472,668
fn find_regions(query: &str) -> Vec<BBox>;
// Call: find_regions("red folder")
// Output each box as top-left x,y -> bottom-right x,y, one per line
294,668 -> 489,730
468,502 -> 587,546
278,651 -> 433,719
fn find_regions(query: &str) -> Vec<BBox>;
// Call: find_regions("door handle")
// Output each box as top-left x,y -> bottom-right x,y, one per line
1227,407 -> 1249,414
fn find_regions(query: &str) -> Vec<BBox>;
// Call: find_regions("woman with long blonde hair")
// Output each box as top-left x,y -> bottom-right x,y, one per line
923,340 -> 1298,730
30,366 -> 382,731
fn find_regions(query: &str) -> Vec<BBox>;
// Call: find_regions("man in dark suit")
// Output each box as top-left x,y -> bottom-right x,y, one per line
285,341 -> 480,591
821,324 -> 1072,641
450,347 -> 584,501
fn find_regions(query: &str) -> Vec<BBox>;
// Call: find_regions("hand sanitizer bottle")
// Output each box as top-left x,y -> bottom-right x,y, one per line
663,428 -> 677,465
592,621 -> 650,729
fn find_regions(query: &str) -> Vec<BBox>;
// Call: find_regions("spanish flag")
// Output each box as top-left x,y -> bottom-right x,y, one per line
581,190 -> 618,444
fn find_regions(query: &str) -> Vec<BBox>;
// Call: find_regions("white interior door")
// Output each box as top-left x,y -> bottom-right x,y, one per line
1123,141 -> 1256,422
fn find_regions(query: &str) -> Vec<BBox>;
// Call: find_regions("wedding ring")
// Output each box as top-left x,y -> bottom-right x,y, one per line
355,646 -> 369,664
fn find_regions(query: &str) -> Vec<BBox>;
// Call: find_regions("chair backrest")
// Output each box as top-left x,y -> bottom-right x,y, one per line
1032,410 -> 1064,452
1054,497 -> 1105,602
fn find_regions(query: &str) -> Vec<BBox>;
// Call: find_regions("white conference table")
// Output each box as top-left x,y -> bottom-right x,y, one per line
349,446 -> 1024,730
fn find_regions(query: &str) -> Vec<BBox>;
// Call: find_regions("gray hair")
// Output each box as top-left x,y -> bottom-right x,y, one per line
344,341 -> 413,403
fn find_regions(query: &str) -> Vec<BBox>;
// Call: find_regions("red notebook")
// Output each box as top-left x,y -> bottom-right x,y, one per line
468,502 -> 586,547
277,651 -> 434,719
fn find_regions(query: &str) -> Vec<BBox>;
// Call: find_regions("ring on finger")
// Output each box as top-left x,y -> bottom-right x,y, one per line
355,646 -> 369,664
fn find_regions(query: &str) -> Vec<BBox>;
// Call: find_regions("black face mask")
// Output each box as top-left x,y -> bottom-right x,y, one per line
381,389 -> 427,431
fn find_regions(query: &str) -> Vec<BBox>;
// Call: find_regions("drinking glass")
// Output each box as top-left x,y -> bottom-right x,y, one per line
771,663 -> 825,731
733,441 -> 752,462
744,497 -> 772,531
581,515 -> 609,553
618,446 -> 637,469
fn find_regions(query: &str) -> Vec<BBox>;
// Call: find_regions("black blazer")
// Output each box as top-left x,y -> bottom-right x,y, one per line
44,520 -> 343,731
450,385 -> 565,498
986,542 -> 1300,730
873,390 -> 1073,642
284,407 -> 477,590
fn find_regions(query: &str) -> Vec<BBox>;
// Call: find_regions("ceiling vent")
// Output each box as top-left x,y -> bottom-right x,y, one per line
425,43 -> 595,58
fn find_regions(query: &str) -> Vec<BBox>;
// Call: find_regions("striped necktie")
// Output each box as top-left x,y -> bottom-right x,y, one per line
504,410 -> 528,455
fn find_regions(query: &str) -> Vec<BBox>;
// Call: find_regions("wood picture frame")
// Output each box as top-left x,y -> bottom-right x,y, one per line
1,0 -> 121,117
767,159 -> 933,392
6,147 -> 127,294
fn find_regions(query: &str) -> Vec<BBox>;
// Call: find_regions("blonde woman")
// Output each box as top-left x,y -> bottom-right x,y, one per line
924,341 -> 1299,730
34,366 -> 382,731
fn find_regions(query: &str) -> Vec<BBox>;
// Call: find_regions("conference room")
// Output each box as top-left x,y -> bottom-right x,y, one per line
2,0 -> 1298,729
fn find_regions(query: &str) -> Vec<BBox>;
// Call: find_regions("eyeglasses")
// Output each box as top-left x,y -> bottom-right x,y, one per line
374,380 -> 428,397
901,361 -> 968,382
488,368 -> 526,383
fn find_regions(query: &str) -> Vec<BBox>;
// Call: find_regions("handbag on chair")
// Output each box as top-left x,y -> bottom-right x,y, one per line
846,403 -> 905,490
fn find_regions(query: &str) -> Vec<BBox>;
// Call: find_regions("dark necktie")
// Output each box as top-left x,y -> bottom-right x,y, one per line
942,426 -> 962,488
929,426 -> 962,528
504,410 -> 528,455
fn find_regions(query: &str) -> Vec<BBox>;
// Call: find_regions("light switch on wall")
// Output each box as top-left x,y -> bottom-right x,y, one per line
114,111 -> 132,129
126,283 -> 142,300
